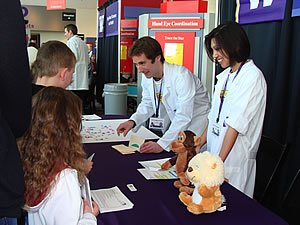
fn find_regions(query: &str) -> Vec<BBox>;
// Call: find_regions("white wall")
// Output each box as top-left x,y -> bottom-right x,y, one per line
33,31 -> 65,45
208,0 -> 216,13
27,8 -> 97,44
77,9 -> 98,38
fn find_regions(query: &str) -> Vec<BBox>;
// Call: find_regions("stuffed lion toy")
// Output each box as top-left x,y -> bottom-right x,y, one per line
179,151 -> 224,214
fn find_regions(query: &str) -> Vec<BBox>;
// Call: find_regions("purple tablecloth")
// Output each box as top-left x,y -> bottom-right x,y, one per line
85,141 -> 288,225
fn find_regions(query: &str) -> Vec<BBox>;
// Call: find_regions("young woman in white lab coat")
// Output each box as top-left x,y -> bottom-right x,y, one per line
198,21 -> 267,198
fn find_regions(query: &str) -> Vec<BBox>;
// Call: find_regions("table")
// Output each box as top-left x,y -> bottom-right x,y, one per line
85,140 -> 288,225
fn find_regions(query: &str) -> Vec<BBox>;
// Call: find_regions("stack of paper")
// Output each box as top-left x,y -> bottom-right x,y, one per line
91,186 -> 134,213
137,158 -> 178,180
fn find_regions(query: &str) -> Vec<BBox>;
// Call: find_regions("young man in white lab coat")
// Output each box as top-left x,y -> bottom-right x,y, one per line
117,36 -> 210,153
64,24 -> 89,105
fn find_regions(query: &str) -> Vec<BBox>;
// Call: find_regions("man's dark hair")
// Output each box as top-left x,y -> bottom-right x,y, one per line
204,21 -> 250,66
129,36 -> 165,63
64,24 -> 78,35
28,42 -> 37,48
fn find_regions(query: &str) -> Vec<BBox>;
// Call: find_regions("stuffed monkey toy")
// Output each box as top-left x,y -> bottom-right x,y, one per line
161,130 -> 201,194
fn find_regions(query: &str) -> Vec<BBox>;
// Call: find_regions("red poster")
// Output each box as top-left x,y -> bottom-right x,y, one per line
47,0 -> 66,10
155,32 -> 195,73
120,38 -> 133,75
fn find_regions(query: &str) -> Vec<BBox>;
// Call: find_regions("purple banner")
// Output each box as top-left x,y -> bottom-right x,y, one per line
98,9 -> 105,38
292,0 -> 300,17
106,1 -> 118,37
238,0 -> 287,24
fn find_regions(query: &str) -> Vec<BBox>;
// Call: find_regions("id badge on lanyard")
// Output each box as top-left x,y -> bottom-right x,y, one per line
149,117 -> 165,130
215,63 -> 244,133
212,123 -> 220,136
150,79 -> 164,131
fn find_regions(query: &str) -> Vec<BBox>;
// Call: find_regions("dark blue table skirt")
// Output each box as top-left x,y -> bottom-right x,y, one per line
85,141 -> 288,225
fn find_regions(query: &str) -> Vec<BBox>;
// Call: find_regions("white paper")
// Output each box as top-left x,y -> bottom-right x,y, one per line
138,158 -> 172,171
82,114 -> 102,121
91,186 -> 134,213
112,144 -> 136,154
81,119 -> 159,143
87,153 -> 95,161
81,177 -> 93,211
128,134 -> 145,151
137,168 -> 177,180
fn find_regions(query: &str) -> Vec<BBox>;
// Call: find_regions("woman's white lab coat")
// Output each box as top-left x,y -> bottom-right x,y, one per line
207,60 -> 267,197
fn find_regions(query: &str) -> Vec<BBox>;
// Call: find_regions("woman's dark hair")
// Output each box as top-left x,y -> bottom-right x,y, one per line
204,21 -> 250,66
129,36 -> 165,63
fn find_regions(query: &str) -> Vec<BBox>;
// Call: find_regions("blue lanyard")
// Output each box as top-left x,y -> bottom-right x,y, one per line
216,63 -> 244,123
153,79 -> 163,118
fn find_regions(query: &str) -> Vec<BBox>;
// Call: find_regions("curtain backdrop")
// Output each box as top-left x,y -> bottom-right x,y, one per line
96,0 -> 118,104
219,1 -> 300,224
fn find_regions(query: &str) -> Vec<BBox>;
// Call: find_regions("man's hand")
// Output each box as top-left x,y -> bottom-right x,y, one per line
116,120 -> 135,137
140,141 -> 163,153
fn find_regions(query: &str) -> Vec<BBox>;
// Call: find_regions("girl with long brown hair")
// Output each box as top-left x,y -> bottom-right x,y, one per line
19,86 -> 99,224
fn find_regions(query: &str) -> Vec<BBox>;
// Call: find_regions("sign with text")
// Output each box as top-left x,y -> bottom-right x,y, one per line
47,0 -> 66,10
98,9 -> 105,38
62,12 -> 76,21
237,0 -> 287,24
106,1 -> 118,37
155,32 -> 195,73
292,0 -> 300,17
120,31 -> 137,36
148,18 -> 203,29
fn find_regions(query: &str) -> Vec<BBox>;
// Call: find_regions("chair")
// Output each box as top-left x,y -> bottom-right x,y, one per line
254,135 -> 287,203
279,169 -> 300,225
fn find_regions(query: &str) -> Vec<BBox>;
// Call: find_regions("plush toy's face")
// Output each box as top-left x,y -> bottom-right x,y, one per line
186,152 -> 225,187
186,157 -> 201,184
171,131 -> 200,153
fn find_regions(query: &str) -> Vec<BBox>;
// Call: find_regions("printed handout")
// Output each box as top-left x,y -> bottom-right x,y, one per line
91,186 -> 134,213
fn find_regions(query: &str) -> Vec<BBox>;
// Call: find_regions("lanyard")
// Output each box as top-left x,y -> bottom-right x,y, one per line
216,63 -> 244,123
153,79 -> 163,118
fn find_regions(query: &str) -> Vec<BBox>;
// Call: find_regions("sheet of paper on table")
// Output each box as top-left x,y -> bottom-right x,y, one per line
111,134 -> 145,154
91,186 -> 134,213
138,158 -> 172,171
82,114 -> 102,121
112,144 -> 136,154
81,119 -> 159,143
137,157 -> 177,180
137,168 -> 177,180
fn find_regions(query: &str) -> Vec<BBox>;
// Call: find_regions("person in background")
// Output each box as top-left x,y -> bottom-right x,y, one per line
0,0 -> 32,224
198,21 -> 267,198
27,42 -> 38,68
117,36 -> 210,153
18,87 -> 99,225
87,43 -> 96,86
64,24 -> 89,110
31,40 -> 76,96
